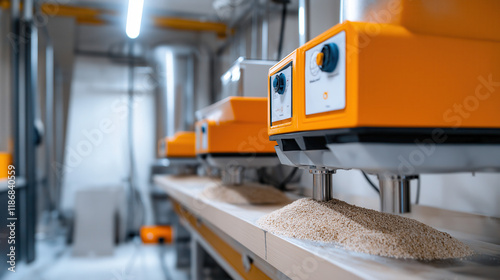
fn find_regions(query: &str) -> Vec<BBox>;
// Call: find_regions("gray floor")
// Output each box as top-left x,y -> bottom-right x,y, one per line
4,237 -> 189,280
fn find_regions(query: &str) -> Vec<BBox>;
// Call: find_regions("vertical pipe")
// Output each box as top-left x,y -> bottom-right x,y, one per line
165,49 -> 176,137
298,0 -> 310,46
239,31 -> 246,59
261,1 -> 269,60
185,55 -> 195,129
191,239 -> 204,280
54,66 -> 63,212
45,43 -> 54,211
251,0 -> 259,59
378,175 -> 413,214
127,40 -> 137,234
310,169 -> 335,201
340,0 -> 345,22
23,0 -> 38,263
10,0 -> 24,263
11,0 -> 20,176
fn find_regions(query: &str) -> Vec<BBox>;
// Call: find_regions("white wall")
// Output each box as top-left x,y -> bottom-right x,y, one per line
60,56 -> 156,225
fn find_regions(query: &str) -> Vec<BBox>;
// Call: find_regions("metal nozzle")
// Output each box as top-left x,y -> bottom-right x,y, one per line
378,175 -> 417,214
221,165 -> 244,186
310,169 -> 336,201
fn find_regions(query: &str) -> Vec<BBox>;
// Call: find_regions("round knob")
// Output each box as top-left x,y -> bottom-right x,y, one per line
273,73 -> 286,95
317,43 -> 339,73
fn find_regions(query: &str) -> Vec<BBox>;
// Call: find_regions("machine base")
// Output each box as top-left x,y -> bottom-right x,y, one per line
272,127 -> 500,175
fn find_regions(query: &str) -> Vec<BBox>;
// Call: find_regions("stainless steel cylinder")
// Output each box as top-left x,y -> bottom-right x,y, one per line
153,46 -> 196,139
378,175 -> 417,214
310,169 -> 336,201
341,0 -> 398,23
221,165 -> 244,186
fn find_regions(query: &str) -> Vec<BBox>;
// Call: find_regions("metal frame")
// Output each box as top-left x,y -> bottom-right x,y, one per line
10,0 -> 38,263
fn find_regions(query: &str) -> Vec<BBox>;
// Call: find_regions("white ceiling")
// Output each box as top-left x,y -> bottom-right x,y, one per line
69,0 -> 220,19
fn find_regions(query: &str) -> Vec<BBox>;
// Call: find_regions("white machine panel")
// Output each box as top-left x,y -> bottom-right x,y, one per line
270,62 -> 293,123
305,31 -> 346,115
196,122 -> 209,151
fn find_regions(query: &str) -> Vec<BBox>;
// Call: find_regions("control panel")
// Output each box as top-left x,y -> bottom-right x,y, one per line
305,31 -> 346,115
270,62 -> 293,123
196,122 -> 209,151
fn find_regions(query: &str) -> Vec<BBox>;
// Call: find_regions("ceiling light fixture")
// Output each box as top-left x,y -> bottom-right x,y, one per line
126,0 -> 144,39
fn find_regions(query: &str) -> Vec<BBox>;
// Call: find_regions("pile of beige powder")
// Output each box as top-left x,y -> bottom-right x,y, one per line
258,198 -> 474,260
201,182 -> 291,205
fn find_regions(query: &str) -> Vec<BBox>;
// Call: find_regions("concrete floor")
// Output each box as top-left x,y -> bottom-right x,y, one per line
4,237 -> 189,280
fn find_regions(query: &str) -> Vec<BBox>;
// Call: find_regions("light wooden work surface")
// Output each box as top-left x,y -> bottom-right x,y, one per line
154,175 -> 500,280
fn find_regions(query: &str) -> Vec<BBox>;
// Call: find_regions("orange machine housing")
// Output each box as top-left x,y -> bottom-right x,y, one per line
0,152 -> 12,179
158,131 -> 196,158
268,20 -> 500,136
196,97 -> 276,155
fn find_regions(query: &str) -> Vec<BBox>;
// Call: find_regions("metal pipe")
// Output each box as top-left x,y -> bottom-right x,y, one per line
127,40 -> 138,234
251,0 -> 259,59
23,0 -> 38,263
298,0 -> 310,46
45,43 -> 55,211
11,0 -> 21,176
378,175 -> 416,214
221,166 -> 244,186
54,66 -> 64,212
185,55 -> 195,129
310,169 -> 335,201
261,1 -> 269,60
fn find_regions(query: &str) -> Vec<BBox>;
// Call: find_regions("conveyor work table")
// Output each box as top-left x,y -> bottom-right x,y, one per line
154,175 -> 500,280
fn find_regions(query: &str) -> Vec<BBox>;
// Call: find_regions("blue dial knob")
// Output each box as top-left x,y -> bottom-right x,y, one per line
318,43 -> 339,73
273,73 -> 286,95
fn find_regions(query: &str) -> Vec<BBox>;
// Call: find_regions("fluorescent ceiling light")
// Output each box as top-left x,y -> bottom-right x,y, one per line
126,0 -> 144,39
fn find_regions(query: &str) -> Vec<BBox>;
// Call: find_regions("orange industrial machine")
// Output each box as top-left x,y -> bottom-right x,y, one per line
140,225 -> 173,244
157,131 -> 198,175
195,96 -> 279,185
0,152 -> 12,179
158,131 -> 196,158
268,0 -> 500,213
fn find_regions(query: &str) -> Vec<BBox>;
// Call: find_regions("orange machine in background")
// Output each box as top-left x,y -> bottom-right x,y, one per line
158,131 -> 196,158
195,96 -> 279,185
196,97 -> 276,155
140,225 -> 173,244
0,152 -> 12,179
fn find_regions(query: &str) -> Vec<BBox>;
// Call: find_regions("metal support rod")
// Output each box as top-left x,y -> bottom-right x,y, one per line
251,0 -> 259,59
298,0 -> 310,46
54,66 -> 64,212
276,1 -> 288,60
261,0 -> 269,60
23,0 -> 38,263
185,55 -> 195,129
45,43 -> 55,212
221,165 -> 244,186
191,239 -> 204,280
378,175 -> 416,214
127,40 -> 137,234
310,169 -> 335,201
11,0 -> 21,177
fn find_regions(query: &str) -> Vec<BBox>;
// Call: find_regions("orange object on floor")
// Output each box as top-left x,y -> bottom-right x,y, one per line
0,152 -> 12,179
140,225 -> 173,244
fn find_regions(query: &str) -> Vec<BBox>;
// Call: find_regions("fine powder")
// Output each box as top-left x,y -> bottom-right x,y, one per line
201,182 -> 291,205
257,198 -> 474,260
